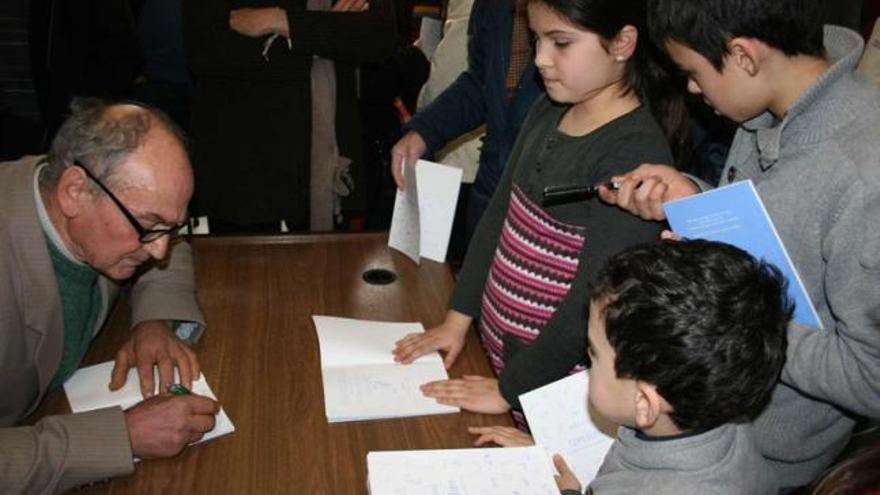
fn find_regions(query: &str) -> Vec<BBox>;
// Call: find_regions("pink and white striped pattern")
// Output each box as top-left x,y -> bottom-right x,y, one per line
479,185 -> 586,376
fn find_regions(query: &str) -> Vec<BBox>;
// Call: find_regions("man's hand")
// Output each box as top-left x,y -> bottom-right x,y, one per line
597,163 -> 699,221
230,7 -> 289,38
468,426 -> 535,447
110,320 -> 200,398
553,454 -> 582,493
390,131 -> 428,190
124,393 -> 219,459
393,311 -> 471,368
420,375 -> 511,414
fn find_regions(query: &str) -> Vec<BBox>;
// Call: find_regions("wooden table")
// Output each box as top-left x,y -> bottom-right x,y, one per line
33,233 -> 513,494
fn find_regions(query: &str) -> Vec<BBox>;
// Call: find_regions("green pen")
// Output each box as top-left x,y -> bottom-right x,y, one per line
166,383 -> 191,396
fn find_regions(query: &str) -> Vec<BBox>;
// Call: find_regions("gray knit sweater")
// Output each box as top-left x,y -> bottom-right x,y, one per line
717,26 -> 880,486
582,424 -> 778,495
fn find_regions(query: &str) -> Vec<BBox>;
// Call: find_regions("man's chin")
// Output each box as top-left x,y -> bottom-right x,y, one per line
101,263 -> 139,281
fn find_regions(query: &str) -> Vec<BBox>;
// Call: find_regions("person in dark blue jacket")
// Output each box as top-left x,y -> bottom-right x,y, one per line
390,0 -> 544,242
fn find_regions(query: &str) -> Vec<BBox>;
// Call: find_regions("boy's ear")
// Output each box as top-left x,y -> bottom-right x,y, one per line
633,381 -> 669,430
727,37 -> 763,77
612,25 -> 638,61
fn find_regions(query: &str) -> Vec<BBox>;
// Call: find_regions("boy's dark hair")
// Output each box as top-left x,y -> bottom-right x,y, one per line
529,0 -> 690,165
591,240 -> 792,431
647,0 -> 826,71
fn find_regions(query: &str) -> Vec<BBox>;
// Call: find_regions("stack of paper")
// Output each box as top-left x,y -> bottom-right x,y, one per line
312,315 -> 459,422
388,159 -> 463,263
663,180 -> 822,328
520,371 -> 616,485
64,361 -> 235,444
367,445 -> 559,495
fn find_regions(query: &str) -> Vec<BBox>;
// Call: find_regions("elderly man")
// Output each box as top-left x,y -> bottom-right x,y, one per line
0,99 -> 218,494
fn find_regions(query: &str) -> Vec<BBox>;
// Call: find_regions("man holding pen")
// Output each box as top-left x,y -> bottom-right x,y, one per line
0,99 -> 218,494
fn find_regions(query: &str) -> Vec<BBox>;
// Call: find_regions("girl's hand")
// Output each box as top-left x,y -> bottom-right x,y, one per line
553,454 -> 582,493
393,311 -> 471,368
468,426 -> 535,447
420,375 -> 511,414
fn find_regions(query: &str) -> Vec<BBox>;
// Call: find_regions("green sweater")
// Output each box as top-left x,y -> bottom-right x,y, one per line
46,237 -> 102,390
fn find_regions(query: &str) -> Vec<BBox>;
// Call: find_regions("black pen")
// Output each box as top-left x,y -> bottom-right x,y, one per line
541,181 -> 621,206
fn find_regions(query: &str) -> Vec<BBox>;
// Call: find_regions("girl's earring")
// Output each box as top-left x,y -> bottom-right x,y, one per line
615,55 -> 625,62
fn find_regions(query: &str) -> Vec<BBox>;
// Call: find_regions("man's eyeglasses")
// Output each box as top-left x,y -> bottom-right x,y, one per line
73,161 -> 187,243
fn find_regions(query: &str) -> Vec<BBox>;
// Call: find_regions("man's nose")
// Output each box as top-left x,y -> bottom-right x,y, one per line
142,234 -> 170,260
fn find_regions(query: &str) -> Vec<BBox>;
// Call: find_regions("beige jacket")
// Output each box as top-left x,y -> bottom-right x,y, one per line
0,156 -> 205,494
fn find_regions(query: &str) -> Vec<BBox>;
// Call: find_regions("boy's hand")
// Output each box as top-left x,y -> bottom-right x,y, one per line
598,164 -> 699,221
553,454 -> 582,493
420,375 -> 511,413
468,426 -> 534,447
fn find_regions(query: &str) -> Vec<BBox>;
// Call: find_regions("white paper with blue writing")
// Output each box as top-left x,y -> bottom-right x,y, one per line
64,361 -> 235,444
389,159 -> 462,263
520,371 -> 616,485
388,160 -> 421,263
367,445 -> 559,495
312,315 -> 459,422
663,180 -> 822,328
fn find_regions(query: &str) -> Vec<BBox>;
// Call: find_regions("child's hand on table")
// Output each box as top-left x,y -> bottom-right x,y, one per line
420,375 -> 510,414
468,425 -> 534,447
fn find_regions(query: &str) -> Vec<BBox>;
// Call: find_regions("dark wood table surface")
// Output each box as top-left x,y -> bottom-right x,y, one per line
31,233 -> 513,494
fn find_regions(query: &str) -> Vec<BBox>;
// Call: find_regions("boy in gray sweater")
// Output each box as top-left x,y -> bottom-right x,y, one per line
598,0 -> 880,487
554,240 -> 791,495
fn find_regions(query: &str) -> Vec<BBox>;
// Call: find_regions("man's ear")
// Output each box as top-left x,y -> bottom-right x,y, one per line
612,25 -> 639,62
727,37 -> 763,77
633,381 -> 668,430
55,165 -> 92,219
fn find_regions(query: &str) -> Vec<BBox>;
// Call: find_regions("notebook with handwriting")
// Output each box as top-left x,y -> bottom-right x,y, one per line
312,315 -> 459,422
367,445 -> 559,495
520,371 -> 616,485
64,361 -> 235,444
388,159 -> 463,263
663,180 -> 822,329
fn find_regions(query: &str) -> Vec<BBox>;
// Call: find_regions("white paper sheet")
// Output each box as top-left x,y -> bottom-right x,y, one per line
64,361 -> 235,444
312,316 -> 458,422
388,160 -> 421,263
367,445 -> 559,495
520,371 -> 616,485
388,159 -> 462,263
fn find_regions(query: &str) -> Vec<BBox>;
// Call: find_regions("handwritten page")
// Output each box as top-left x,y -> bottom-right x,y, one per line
520,371 -> 616,485
312,316 -> 459,422
64,361 -> 235,444
367,445 -> 559,495
388,160 -> 421,263
663,180 -> 822,328
389,159 -> 463,263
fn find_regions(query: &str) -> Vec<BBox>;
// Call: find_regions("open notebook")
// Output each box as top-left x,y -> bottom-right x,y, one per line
367,445 -> 559,495
64,361 -> 235,445
388,159 -> 463,263
520,370 -> 616,485
312,315 -> 459,422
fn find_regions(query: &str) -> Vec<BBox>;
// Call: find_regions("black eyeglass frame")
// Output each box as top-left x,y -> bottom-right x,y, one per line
72,160 -> 187,243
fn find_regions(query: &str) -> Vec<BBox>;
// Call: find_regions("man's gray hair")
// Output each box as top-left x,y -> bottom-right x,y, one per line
41,97 -> 187,191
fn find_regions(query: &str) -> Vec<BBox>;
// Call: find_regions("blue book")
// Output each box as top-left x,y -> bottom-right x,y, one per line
663,180 -> 822,329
